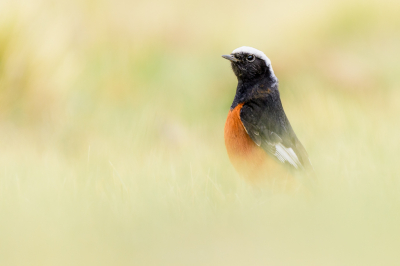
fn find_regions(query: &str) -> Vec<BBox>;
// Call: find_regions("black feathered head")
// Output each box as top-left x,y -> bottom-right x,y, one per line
222,46 -> 277,83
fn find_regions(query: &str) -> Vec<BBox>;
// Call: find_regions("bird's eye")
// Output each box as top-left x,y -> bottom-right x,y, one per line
247,54 -> 255,62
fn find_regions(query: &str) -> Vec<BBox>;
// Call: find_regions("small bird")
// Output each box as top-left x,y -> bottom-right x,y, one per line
222,46 -> 313,188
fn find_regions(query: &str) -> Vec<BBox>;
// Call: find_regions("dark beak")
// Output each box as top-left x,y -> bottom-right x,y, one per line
222,54 -> 239,62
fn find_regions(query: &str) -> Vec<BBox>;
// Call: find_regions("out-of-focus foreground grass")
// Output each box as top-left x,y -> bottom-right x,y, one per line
1,0 -> 400,265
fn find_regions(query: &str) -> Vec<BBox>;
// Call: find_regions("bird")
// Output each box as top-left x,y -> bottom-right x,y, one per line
222,46 -> 314,189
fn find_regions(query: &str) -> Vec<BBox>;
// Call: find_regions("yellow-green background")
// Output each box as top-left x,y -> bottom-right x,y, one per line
1,0 -> 400,265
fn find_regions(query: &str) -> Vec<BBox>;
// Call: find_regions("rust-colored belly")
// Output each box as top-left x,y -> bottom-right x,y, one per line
224,103 -> 288,184
224,104 -> 265,181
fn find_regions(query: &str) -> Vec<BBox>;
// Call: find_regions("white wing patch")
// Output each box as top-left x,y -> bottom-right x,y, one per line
274,143 -> 302,169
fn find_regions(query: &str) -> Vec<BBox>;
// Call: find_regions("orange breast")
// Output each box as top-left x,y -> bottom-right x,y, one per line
224,103 -> 289,185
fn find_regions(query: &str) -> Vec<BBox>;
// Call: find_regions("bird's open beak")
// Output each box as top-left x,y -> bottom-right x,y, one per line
222,54 -> 239,62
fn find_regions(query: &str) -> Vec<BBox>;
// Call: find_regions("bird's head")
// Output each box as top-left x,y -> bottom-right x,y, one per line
222,46 -> 277,83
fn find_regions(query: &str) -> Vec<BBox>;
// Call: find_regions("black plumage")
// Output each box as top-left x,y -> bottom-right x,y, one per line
223,48 -> 313,174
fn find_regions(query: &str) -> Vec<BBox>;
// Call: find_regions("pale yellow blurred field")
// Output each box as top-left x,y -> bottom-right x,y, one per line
1,0 -> 400,265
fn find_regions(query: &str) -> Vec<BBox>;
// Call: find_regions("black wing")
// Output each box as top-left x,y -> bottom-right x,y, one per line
240,95 -> 313,173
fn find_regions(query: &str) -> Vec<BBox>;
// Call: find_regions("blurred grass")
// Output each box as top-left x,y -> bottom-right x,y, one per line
1,0 -> 400,265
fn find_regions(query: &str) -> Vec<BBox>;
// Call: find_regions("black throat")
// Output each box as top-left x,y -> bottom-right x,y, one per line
230,75 -> 278,110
